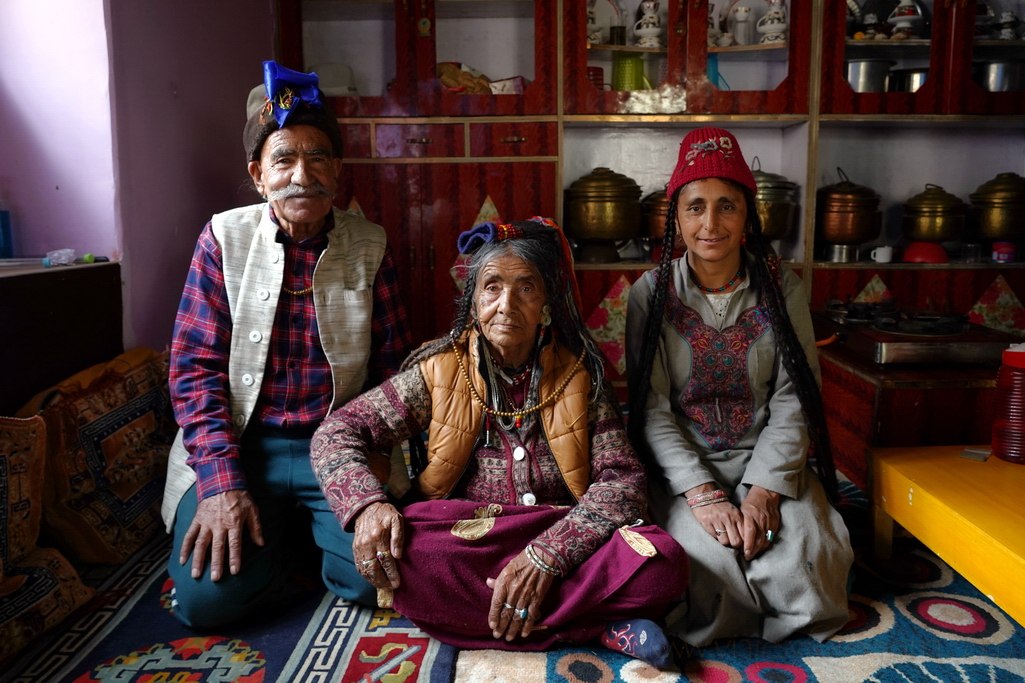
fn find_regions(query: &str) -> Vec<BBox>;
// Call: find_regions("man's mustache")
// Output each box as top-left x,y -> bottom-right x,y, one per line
267,183 -> 333,201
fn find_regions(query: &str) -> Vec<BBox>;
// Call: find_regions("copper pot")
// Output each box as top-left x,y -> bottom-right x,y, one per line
969,172 -> 1025,242
902,184 -> 967,242
816,168 -> 882,246
641,190 -> 670,239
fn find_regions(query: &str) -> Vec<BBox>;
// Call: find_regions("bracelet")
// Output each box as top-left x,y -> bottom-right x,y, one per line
688,498 -> 730,509
525,544 -> 562,576
686,489 -> 727,508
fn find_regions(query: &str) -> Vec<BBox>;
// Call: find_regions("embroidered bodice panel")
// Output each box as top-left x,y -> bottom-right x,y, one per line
664,279 -> 771,450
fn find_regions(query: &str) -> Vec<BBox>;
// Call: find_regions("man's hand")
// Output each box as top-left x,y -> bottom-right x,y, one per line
180,489 -> 264,581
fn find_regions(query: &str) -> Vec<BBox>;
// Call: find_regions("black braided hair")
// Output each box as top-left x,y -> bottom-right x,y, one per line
628,182 -> 838,501
401,220 -> 608,394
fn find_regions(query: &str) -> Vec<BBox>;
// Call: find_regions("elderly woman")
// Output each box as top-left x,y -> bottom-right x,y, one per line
311,217 -> 687,668
626,127 -> 853,648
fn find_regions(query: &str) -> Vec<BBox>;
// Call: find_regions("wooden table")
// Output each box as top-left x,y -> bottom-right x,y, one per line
872,444 -> 1025,628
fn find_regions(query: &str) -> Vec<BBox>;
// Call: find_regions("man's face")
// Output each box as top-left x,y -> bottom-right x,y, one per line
248,124 -> 342,239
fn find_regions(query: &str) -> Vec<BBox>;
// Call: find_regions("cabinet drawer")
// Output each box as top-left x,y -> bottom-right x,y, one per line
469,123 -> 558,157
375,124 -> 465,158
341,124 -> 372,160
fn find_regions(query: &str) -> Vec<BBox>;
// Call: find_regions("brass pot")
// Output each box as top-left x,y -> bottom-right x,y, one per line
641,190 -> 670,239
816,168 -> 882,246
752,161 -> 799,241
566,167 -> 642,262
901,184 -> 967,242
969,172 -> 1025,242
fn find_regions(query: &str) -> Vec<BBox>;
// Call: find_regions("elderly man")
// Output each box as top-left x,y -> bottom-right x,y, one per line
161,61 -> 412,628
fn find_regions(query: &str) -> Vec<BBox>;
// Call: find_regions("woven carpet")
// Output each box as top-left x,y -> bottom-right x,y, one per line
3,480 -> 1025,683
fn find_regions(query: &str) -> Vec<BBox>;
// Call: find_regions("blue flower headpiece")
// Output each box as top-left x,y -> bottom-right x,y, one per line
456,216 -> 559,254
261,61 -> 324,127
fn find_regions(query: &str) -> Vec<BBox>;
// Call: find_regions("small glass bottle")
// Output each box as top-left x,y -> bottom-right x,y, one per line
992,348 -> 1025,465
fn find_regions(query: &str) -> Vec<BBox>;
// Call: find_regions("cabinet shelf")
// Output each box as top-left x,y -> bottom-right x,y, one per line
587,43 -> 667,55
812,261 -> 1025,270
710,43 -> 789,62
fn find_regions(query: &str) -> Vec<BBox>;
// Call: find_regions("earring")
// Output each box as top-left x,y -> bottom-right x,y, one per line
540,304 -> 552,327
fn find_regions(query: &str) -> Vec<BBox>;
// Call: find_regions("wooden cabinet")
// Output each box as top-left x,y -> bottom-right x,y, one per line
273,0 -> 1025,386
563,0 -> 810,115
821,0 -> 1025,115
0,263 -> 123,415
278,0 -> 557,117
337,122 -> 557,345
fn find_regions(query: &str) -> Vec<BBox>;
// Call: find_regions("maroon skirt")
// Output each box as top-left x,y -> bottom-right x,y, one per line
392,500 -> 688,650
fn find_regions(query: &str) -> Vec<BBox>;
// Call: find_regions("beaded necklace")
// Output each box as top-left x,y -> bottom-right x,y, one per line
452,336 -> 585,429
283,284 -> 314,295
691,268 -> 743,294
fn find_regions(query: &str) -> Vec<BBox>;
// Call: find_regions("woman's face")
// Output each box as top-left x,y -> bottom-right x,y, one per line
675,177 -> 748,268
473,253 -> 547,368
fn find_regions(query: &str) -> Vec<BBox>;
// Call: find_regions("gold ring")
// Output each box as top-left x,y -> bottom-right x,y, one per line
376,550 -> 391,561
359,558 -> 376,568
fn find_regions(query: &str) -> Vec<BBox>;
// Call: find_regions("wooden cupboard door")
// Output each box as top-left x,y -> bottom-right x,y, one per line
468,122 -> 559,157
819,0 -> 950,115
418,161 -> 558,342
407,0 -> 558,116
341,124 -> 372,160
685,0 -> 811,115
948,0 -> 1025,114
336,163 -> 425,341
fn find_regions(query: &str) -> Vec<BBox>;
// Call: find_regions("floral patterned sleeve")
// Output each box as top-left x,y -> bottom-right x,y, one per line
531,383 -> 648,574
311,366 -> 431,531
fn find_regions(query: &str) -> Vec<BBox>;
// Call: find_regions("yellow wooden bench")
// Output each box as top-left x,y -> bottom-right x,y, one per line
872,444 -> 1025,628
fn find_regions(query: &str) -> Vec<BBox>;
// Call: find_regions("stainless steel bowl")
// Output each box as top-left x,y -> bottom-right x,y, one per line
888,68 -> 928,93
845,59 -> 894,93
975,61 -> 1025,92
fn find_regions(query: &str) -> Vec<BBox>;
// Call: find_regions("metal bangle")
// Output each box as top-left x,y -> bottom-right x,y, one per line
525,544 -> 561,576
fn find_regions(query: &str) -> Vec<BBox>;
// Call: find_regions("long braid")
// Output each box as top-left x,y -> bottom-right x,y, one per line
627,200 -> 679,454
743,200 -> 838,500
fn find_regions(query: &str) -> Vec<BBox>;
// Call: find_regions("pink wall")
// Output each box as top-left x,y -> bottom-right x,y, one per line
0,0 -> 276,350
108,1 -> 275,349
0,0 -> 116,259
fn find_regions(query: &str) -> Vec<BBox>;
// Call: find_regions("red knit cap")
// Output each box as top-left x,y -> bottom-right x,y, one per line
666,127 -> 757,198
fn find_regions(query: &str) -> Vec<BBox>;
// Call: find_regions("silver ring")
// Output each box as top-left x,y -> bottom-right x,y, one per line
359,558 -> 376,568
503,602 -> 515,610
766,529 -> 776,543
514,607 -> 528,620
714,529 -> 726,535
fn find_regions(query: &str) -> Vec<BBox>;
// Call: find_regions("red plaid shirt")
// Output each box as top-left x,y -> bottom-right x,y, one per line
170,214 -> 412,501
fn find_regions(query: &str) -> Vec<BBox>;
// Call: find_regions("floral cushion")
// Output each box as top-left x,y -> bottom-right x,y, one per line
0,416 -> 48,578
18,348 -> 176,565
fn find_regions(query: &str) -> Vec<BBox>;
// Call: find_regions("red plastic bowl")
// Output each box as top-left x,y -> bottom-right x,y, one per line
901,241 -> 950,264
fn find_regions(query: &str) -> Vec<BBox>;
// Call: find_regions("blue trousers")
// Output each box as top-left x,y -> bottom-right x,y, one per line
168,427 -> 376,628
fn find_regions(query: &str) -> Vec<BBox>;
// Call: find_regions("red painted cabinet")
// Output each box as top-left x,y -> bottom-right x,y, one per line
276,0 -> 557,118
563,0 -> 810,115
337,122 -> 557,345
821,0 -> 1025,115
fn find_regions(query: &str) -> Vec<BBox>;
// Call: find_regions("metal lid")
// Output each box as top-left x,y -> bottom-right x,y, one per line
568,167 -> 641,201
751,156 -> 798,192
970,172 -> 1025,206
904,184 -> 967,215
816,167 -> 880,207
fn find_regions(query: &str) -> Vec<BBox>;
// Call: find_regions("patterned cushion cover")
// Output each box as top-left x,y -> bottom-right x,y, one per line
0,416 -> 48,578
0,416 -> 93,666
0,547 -> 93,666
18,348 -> 176,565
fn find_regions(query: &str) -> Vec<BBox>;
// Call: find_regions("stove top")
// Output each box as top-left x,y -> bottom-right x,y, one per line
817,301 -> 1019,365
